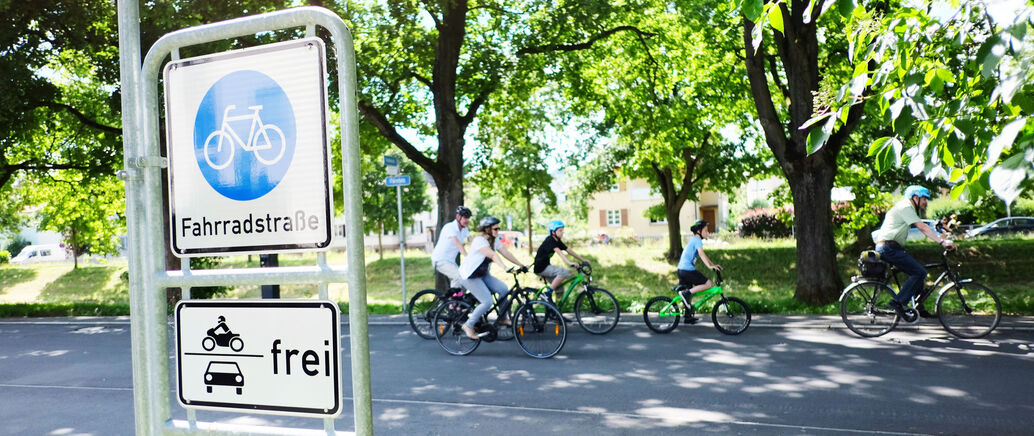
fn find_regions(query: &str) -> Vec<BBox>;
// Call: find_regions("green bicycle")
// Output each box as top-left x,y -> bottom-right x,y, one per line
531,263 -> 620,334
643,269 -> 751,335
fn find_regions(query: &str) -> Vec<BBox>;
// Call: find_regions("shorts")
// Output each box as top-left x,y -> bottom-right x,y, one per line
434,261 -> 462,288
677,269 -> 708,287
536,265 -> 572,282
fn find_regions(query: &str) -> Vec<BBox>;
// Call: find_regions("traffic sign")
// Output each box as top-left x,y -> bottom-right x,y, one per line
163,38 -> 334,256
175,300 -> 341,417
385,175 -> 411,187
383,155 -> 398,166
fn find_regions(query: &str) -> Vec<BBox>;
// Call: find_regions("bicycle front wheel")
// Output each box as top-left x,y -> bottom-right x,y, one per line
936,282 -> 1002,339
840,281 -> 899,338
514,301 -> 566,358
643,296 -> 680,334
574,286 -> 620,334
432,299 -> 479,356
711,297 -> 751,335
408,289 -> 441,339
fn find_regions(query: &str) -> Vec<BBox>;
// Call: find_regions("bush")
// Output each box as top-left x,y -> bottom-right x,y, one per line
4,236 -> 30,259
738,208 -> 792,239
0,250 -> 8,264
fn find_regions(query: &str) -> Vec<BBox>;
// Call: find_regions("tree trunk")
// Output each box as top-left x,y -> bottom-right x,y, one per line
71,227 -> 79,270
786,163 -> 843,305
377,223 -> 384,261
526,194 -> 533,256
664,201 -> 686,264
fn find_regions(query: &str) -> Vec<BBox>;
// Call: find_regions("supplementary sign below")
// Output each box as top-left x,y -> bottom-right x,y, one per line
175,300 -> 341,417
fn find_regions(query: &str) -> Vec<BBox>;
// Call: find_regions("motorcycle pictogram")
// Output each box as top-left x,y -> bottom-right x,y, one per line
202,315 -> 244,352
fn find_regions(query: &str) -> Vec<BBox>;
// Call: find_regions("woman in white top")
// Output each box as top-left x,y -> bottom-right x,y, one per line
457,216 -> 529,340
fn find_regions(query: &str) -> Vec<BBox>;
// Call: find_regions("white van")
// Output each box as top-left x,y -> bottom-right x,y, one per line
10,244 -> 68,264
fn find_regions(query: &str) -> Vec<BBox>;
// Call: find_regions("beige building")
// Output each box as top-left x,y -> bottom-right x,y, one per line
587,179 -> 728,241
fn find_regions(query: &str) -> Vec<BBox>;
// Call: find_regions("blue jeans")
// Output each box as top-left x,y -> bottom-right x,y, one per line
876,243 -> 927,305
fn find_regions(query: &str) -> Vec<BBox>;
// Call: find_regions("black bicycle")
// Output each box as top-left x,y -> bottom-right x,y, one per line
408,286 -> 464,340
432,267 -> 567,358
840,250 -> 1002,339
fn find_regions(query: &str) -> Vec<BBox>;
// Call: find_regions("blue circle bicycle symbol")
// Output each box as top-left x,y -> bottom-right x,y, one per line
193,70 -> 296,201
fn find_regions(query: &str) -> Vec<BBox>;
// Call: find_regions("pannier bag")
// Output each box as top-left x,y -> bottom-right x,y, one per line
857,250 -> 887,278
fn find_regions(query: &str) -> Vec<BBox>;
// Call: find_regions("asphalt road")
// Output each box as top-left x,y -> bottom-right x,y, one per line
2,315 -> 1033,435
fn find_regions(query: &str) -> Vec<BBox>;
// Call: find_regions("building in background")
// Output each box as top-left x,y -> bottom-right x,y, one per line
586,179 -> 728,242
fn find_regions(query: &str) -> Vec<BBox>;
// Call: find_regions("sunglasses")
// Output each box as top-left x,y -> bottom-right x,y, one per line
490,227 -> 500,231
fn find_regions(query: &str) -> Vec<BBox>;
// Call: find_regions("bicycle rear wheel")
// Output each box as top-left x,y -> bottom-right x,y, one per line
514,301 -> 566,358
574,286 -> 620,334
408,289 -> 441,339
840,281 -> 899,337
432,300 -> 479,356
643,296 -> 680,334
936,281 -> 1002,339
711,296 -> 751,335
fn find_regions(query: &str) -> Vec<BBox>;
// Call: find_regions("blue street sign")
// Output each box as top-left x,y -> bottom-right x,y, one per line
383,155 -> 398,166
385,175 -> 410,187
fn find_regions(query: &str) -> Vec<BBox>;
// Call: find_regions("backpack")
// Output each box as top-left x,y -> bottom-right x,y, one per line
857,250 -> 887,279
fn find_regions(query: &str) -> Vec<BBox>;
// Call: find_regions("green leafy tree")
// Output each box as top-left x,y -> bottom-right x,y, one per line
806,1 -> 1034,210
470,87 -> 557,256
22,173 -> 125,269
737,0 -> 875,304
360,151 -> 431,260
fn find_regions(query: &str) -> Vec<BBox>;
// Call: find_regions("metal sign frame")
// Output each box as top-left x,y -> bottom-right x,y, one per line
117,5 -> 371,436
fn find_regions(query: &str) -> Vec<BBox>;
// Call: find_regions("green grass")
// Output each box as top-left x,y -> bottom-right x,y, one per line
1,239 -> 1032,317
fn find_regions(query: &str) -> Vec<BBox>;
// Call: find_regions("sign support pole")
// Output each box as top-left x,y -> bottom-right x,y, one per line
397,185 -> 406,310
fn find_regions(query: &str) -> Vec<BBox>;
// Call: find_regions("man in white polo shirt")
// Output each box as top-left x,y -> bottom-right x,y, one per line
431,206 -> 473,289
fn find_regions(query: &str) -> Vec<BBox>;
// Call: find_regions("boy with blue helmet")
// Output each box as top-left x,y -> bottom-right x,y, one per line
872,185 -> 955,318
534,220 -> 590,299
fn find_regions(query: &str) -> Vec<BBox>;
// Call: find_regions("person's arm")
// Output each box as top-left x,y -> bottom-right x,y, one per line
916,221 -> 956,250
498,245 -> 526,269
450,236 -> 467,257
554,247 -> 577,267
696,247 -> 721,270
566,248 -> 589,264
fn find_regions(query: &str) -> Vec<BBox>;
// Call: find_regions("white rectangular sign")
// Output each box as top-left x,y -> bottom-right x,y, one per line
163,38 -> 334,256
175,300 -> 341,417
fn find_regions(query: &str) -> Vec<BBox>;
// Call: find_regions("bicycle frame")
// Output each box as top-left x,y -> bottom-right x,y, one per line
656,271 -> 727,317
885,251 -> 959,304
532,264 -> 590,306
219,105 -> 271,151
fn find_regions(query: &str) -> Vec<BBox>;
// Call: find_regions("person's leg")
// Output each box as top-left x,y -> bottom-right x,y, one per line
543,265 -> 572,296
434,261 -> 462,289
483,274 -> 511,323
877,245 -> 927,305
460,278 -> 493,338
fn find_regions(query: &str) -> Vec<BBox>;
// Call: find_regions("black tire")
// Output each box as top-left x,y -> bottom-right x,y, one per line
432,299 -> 479,356
711,297 -> 751,335
229,337 -> 244,352
201,337 -> 216,351
840,281 -> 899,338
936,282 -> 1002,339
514,300 -> 566,358
408,289 -> 442,339
574,286 -> 620,334
643,296 -> 680,334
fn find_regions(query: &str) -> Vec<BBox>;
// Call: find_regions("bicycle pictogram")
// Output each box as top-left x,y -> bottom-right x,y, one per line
203,105 -> 286,170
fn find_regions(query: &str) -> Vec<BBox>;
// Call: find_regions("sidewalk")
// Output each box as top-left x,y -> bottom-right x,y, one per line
4,314 -> 1033,331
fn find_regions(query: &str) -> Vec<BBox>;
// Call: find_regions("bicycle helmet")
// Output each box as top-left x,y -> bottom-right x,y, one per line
690,219 -> 709,234
455,205 -> 472,218
478,216 -> 501,232
547,220 -> 565,233
903,185 -> 931,199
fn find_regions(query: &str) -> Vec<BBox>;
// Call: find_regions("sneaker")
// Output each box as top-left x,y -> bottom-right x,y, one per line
887,300 -> 906,317
917,307 -> 936,319
684,316 -> 699,325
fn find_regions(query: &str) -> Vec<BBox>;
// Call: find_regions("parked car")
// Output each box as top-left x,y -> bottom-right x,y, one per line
907,219 -> 942,241
965,217 -> 1034,238
10,244 -> 68,264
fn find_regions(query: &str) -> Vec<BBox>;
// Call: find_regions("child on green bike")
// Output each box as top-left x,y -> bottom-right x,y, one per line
677,220 -> 722,320
534,220 -> 590,301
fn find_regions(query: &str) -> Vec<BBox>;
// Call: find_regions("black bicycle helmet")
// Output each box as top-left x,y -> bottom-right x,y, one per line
478,216 -> 501,232
455,205 -> 472,218
690,219 -> 709,234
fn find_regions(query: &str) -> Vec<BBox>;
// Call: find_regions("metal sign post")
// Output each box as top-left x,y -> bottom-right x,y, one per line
384,163 -> 410,310
118,4 -> 371,435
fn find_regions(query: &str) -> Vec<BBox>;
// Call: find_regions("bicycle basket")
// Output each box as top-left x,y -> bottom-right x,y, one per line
857,250 -> 887,279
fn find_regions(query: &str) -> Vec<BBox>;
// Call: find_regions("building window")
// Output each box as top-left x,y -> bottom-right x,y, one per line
649,216 -> 667,224
606,210 -> 621,226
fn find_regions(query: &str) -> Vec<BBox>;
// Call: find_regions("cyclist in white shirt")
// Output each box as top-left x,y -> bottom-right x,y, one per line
458,216 -> 529,340
431,206 -> 473,289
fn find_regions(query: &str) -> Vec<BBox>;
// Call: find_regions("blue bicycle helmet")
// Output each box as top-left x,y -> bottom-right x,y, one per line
547,220 -> 565,233
903,185 -> 931,199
